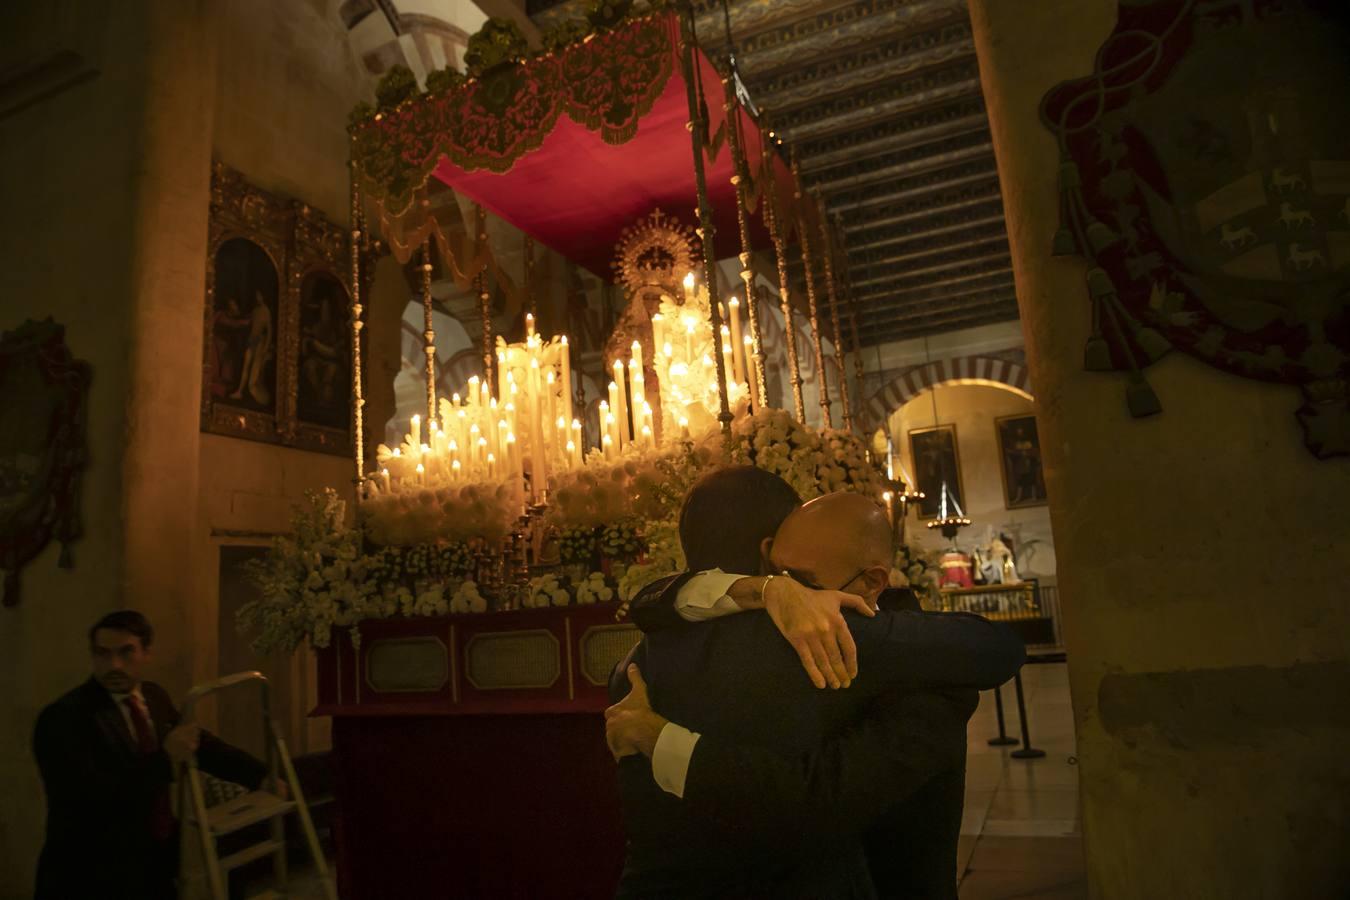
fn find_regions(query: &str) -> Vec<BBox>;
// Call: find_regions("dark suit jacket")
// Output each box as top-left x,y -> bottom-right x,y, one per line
611,575 -> 1022,899
33,677 -> 268,900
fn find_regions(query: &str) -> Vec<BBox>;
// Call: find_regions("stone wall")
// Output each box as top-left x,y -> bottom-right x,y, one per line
968,1 -> 1350,896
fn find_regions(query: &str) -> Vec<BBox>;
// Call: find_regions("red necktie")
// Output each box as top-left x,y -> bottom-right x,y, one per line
123,695 -> 176,840
123,695 -> 157,753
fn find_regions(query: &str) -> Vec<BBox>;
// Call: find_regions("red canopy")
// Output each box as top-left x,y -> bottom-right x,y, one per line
353,13 -> 798,280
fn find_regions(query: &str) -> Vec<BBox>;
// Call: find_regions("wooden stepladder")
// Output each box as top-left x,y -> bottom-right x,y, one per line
177,672 -> 337,900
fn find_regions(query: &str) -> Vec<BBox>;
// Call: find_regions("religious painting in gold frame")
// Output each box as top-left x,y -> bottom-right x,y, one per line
908,424 -> 965,521
286,201 -> 353,456
995,414 -> 1048,510
202,162 -> 353,456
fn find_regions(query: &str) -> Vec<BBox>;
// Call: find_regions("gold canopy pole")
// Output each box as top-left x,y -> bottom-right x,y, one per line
348,138 -> 366,490
793,152 -> 831,428
474,205 -> 494,394
819,201 -> 853,431
722,74 -> 767,410
835,213 -> 867,425
762,135 -> 805,421
421,238 -> 437,427
679,7 -> 732,434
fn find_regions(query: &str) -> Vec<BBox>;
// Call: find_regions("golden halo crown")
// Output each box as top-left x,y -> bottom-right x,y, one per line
613,208 -> 699,297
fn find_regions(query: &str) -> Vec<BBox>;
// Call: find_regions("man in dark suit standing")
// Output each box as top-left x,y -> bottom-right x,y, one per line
606,469 -> 1023,898
33,609 -> 270,900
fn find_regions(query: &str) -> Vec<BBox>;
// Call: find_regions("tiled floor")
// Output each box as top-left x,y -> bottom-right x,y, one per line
957,662 -> 1087,900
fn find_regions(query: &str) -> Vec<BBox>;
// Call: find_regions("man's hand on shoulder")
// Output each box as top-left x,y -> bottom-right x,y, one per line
762,577 -> 875,691
604,665 -> 668,761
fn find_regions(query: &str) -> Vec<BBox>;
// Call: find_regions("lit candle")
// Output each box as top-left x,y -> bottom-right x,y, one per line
612,359 -> 628,448
416,462 -> 425,485
602,432 -> 614,461
684,319 -> 696,364
529,358 -> 544,497
631,339 -> 644,374
487,452 -> 496,480
606,382 -> 620,446
630,358 -> 645,433
571,419 -> 582,466
525,312 -> 535,338
381,468 -> 391,493
721,336 -> 736,404
641,424 -> 652,448
467,376 -> 480,409
410,414 -> 421,447
559,336 -> 573,426
605,411 -> 618,453
728,297 -> 745,384
682,271 -> 696,304
507,431 -> 522,488
565,439 -> 576,464
545,370 -> 557,456
679,416 -> 690,441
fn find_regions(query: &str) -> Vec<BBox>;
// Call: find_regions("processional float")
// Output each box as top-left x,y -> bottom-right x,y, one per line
274,9 -> 888,898
330,7 -> 884,612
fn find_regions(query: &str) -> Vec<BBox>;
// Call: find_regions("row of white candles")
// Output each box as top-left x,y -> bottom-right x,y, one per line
601,341 -> 657,458
372,275 -> 754,496
375,314 -> 583,502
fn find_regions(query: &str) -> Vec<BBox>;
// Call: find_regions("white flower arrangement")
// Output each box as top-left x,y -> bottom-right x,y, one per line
359,478 -> 522,546
238,489 -> 381,655
241,412 -> 887,652
574,571 -> 614,605
525,574 -> 570,608
450,579 -> 488,614
616,518 -> 684,602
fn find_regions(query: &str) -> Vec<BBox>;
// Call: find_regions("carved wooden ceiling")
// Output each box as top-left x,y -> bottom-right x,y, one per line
529,0 -> 1017,347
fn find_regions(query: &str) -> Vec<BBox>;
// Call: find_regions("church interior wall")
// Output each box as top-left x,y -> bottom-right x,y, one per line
0,3 -> 220,894
887,385 -> 1057,580
969,0 -> 1350,895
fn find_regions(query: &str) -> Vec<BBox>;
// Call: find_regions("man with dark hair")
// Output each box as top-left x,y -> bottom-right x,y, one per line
678,465 -> 803,576
33,609 -> 270,900
607,471 -> 1024,898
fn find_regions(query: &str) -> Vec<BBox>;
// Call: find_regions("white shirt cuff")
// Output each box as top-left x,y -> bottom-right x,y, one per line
674,569 -> 746,622
651,722 -> 701,798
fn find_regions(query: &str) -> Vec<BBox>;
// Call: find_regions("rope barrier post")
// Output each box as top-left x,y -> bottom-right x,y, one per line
1010,670 -> 1047,759
989,681 -> 1018,746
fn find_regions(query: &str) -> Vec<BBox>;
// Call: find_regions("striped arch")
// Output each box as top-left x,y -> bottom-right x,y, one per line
862,355 -> 1033,430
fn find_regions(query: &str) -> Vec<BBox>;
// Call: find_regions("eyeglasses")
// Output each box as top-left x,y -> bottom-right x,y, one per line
779,567 -> 869,594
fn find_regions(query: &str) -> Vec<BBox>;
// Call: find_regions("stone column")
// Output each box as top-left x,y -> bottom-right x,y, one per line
121,1 -> 218,697
969,1 -> 1350,898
